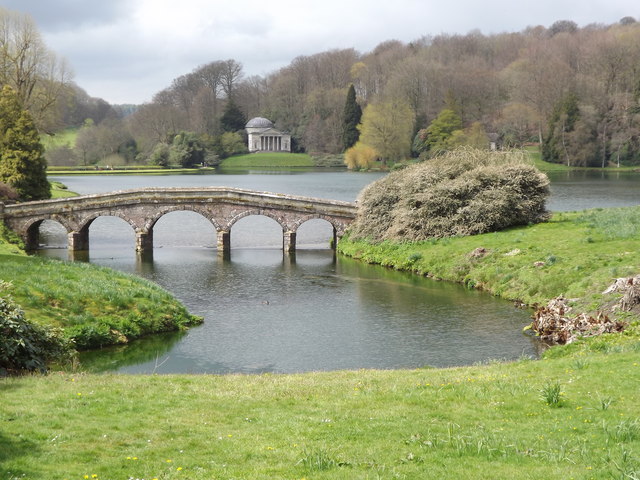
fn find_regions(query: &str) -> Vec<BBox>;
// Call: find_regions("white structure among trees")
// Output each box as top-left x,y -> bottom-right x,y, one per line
246,117 -> 291,153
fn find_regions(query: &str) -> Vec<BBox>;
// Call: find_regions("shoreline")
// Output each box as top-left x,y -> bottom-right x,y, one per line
337,208 -> 640,346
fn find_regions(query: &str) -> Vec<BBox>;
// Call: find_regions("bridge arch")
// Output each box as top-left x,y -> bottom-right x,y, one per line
144,205 -> 223,232
226,213 -> 290,250
291,214 -> 344,233
76,212 -> 139,234
22,217 -> 71,250
226,209 -> 289,232
291,216 -> 339,249
65,214 -> 137,251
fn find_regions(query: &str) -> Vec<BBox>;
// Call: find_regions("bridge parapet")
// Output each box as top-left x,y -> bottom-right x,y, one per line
2,187 -> 357,253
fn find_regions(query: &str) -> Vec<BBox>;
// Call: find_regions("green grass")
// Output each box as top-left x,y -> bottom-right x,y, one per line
525,145 -> 640,173
41,128 -> 79,150
0,254 -> 201,350
50,181 -> 78,198
338,207 -> 640,319
1,350 -> 639,479
220,152 -> 315,168
0,225 -> 25,256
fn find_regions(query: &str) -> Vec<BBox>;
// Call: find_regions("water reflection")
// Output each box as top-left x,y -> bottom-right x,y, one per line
80,331 -> 185,373
54,246 -> 538,374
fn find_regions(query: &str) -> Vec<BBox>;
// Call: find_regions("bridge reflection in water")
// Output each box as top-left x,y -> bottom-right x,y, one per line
1,187 -> 357,254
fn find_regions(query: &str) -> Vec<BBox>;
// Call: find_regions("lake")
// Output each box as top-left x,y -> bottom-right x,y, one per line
38,168 -> 640,373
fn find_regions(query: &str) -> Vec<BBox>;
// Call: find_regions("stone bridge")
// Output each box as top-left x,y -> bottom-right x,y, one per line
0,187 -> 357,253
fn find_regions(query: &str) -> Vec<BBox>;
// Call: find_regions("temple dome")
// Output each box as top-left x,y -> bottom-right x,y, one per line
246,117 -> 274,129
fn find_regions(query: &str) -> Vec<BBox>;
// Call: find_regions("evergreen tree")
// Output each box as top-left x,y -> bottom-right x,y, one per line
0,86 -> 50,201
342,84 -> 362,151
220,99 -> 247,133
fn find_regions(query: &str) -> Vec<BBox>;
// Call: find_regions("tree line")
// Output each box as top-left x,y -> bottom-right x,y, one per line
3,5 -> 640,198
107,15 -> 640,168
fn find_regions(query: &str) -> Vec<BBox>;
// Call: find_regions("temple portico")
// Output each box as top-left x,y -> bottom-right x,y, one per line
246,117 -> 291,153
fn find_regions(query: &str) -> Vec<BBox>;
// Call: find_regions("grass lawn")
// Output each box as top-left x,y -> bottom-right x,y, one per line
220,152 -> 315,168
1,348 -> 639,479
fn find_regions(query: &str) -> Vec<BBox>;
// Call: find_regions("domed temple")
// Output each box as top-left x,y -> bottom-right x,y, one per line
245,117 -> 291,153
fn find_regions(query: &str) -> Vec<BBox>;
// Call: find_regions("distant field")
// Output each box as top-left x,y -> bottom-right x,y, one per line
220,152 -> 315,168
41,127 -> 78,150
525,145 -> 640,173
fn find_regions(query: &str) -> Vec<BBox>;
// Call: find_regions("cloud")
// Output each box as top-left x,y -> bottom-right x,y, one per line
3,0 -> 639,104
0,0 -> 132,32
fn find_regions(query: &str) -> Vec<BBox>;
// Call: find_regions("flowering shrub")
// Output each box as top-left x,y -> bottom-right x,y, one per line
349,147 -> 550,242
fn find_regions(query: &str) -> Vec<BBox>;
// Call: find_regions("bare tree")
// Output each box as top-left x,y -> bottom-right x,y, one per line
0,8 -> 71,131
220,59 -> 243,98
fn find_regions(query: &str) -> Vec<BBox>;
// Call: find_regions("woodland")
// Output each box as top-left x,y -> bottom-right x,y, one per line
3,9 -> 640,169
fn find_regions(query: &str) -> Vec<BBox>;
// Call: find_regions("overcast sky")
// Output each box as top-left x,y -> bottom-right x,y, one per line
3,0 -> 638,105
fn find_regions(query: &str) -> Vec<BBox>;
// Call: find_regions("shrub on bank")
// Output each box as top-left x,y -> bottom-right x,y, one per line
349,148 -> 550,242
0,282 -> 75,374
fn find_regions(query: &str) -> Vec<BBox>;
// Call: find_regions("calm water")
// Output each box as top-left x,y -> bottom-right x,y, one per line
547,170 -> 640,211
37,168 -> 640,373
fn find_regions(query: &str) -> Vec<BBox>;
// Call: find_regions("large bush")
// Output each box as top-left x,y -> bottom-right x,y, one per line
349,148 -> 550,242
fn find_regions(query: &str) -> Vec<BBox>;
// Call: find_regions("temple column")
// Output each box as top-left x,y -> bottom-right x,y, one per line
217,230 -> 230,253
68,230 -> 89,251
283,231 -> 296,253
135,230 -> 153,252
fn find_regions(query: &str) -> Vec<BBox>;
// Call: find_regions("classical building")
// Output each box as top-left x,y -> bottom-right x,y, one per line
245,117 -> 291,153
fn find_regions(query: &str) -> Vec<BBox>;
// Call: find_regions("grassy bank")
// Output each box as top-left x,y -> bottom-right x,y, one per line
50,181 -> 78,198
220,152 -> 315,168
526,146 -> 640,173
1,349 -> 639,479
0,254 -> 201,350
338,207 -> 640,320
